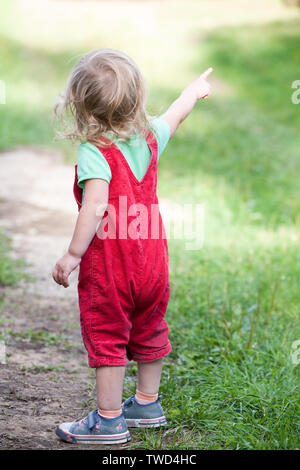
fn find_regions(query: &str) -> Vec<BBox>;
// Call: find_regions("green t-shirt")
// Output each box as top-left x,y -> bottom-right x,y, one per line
77,117 -> 170,203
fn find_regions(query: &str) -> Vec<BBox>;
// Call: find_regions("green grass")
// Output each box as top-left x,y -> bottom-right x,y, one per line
0,231 -> 28,287
2,327 -> 75,349
0,32 -> 74,157
0,0 -> 299,450
20,364 -> 64,374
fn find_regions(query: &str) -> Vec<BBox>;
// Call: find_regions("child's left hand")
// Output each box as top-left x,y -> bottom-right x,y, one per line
52,252 -> 81,288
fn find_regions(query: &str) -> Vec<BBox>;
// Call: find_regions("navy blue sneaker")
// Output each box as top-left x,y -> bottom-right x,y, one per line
56,409 -> 131,444
122,395 -> 167,428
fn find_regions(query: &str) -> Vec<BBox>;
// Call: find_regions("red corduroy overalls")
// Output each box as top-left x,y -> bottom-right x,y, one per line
73,132 -> 172,367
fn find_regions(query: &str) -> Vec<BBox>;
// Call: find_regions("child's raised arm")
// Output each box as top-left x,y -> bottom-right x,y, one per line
52,179 -> 108,288
161,67 -> 213,138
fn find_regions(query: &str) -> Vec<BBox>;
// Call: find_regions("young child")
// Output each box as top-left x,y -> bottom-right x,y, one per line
52,49 -> 212,444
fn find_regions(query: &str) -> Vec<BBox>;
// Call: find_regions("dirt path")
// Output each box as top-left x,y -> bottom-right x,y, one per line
0,148 -> 137,450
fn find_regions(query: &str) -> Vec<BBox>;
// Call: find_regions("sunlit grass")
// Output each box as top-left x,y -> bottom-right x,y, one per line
0,230 -> 28,286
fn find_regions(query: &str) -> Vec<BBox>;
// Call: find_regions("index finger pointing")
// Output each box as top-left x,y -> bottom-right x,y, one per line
201,67 -> 213,79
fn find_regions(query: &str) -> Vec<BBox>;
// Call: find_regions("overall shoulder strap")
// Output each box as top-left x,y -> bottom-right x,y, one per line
73,164 -> 83,211
145,130 -> 158,159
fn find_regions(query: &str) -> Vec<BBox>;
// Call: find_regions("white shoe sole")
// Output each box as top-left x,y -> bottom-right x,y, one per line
126,416 -> 167,428
56,424 -> 131,445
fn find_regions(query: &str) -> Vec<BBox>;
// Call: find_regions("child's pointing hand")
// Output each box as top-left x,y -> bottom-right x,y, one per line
52,252 -> 81,288
189,67 -> 213,100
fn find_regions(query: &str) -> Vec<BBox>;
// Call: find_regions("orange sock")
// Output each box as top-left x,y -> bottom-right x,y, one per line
98,408 -> 122,419
135,389 -> 158,405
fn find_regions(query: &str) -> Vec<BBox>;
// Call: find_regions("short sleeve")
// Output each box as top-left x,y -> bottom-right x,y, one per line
150,117 -> 171,159
77,142 -> 112,188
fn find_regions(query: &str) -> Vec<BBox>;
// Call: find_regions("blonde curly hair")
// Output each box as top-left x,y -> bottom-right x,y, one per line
54,49 -> 152,147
